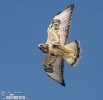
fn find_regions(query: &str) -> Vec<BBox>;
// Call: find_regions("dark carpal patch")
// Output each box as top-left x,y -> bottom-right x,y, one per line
44,65 -> 53,73
51,19 -> 61,31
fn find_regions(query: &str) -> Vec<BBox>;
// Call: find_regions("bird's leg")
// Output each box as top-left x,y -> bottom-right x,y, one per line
57,45 -> 69,53
52,40 -> 61,49
52,43 -> 69,53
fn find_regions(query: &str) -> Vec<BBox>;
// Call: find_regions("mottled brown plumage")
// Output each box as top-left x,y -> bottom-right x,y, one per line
38,4 -> 81,86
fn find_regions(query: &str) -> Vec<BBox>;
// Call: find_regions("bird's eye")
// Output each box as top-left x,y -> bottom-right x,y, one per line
40,45 -> 43,47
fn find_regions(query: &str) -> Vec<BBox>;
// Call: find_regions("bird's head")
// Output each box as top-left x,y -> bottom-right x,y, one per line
38,43 -> 49,53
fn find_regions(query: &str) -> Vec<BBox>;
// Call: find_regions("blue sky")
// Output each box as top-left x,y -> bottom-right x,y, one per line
0,0 -> 103,100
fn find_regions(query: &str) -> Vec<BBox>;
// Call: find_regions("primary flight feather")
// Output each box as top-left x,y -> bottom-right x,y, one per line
38,4 -> 81,86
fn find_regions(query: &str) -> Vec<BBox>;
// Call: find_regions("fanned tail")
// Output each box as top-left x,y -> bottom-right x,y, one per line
63,40 -> 81,67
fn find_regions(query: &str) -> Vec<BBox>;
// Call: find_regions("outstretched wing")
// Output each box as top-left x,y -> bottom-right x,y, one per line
42,53 -> 65,86
47,4 -> 74,46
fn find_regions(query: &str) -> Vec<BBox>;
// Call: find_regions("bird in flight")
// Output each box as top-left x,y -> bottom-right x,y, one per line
38,4 -> 81,86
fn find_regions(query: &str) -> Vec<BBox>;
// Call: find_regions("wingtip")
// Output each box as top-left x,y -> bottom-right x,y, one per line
56,4 -> 74,16
67,4 -> 75,10
60,82 -> 66,86
59,80 -> 66,86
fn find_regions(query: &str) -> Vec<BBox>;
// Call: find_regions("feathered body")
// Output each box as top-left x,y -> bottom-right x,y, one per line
38,4 -> 81,86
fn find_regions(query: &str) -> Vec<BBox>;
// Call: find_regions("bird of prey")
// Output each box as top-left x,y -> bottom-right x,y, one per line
38,4 -> 81,86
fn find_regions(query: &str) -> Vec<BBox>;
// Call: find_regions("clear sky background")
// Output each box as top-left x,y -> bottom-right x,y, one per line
0,0 -> 103,100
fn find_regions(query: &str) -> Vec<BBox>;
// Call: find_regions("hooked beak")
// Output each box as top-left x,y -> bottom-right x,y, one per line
38,43 -> 49,53
38,44 -> 41,48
